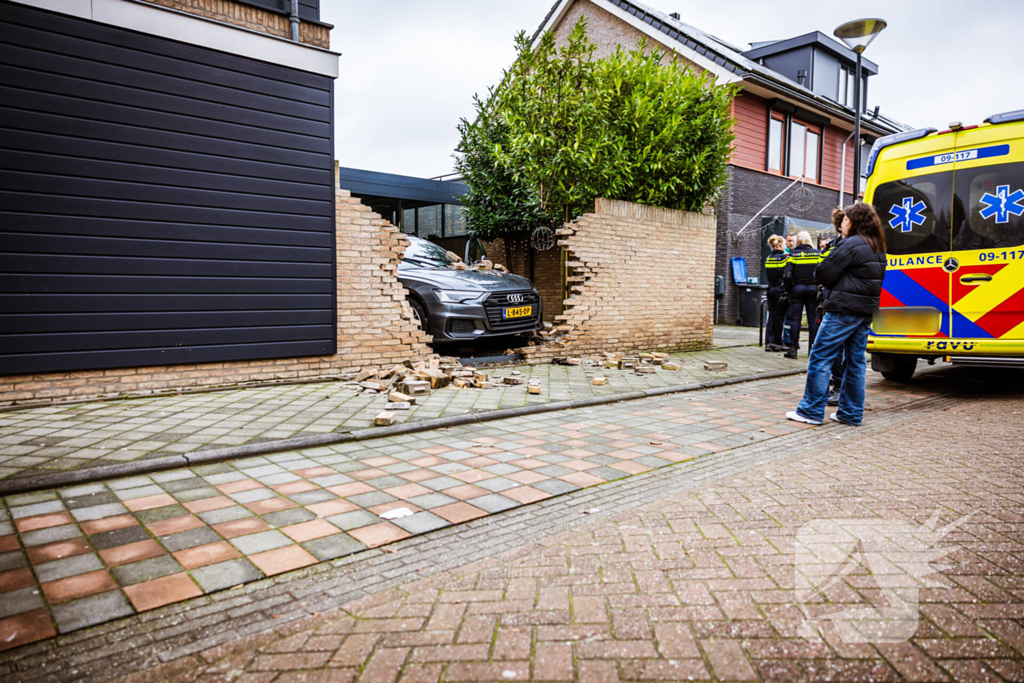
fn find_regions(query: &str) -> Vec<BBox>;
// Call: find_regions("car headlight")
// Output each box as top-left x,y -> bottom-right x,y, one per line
434,290 -> 487,304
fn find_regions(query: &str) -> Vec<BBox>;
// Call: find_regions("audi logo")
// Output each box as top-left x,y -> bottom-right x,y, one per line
507,294 -> 524,304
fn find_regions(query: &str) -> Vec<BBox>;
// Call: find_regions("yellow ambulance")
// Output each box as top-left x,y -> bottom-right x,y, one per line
864,109 -> 1024,379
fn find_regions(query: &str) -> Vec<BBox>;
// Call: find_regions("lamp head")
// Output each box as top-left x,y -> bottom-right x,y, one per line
834,18 -> 887,54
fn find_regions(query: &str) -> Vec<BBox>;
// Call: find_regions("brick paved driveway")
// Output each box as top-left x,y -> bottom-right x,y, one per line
0,334 -> 796,482
0,373 -> 939,653
123,369 -> 1020,683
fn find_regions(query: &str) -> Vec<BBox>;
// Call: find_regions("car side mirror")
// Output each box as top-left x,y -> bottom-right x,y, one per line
465,235 -> 486,265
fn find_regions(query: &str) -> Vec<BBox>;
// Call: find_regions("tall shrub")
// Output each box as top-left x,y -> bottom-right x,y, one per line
456,16 -> 736,237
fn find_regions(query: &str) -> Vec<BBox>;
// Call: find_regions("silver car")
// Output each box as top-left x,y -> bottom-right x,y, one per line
398,237 -> 543,343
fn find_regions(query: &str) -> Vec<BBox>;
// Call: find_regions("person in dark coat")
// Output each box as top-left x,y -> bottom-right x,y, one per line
764,234 -> 788,351
820,209 -> 847,406
786,203 -> 887,426
782,231 -> 821,359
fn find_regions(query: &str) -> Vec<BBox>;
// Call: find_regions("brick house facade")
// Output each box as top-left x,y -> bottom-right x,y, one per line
540,0 -> 909,324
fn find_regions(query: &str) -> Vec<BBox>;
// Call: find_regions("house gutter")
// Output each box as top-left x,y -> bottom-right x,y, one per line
289,0 -> 299,41
743,73 -> 896,137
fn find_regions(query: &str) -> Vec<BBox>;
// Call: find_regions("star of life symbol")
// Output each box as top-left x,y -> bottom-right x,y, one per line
979,185 -> 1024,224
889,197 -> 927,233
793,510 -> 975,643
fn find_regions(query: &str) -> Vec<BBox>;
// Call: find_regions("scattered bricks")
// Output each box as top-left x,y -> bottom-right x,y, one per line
493,264 -> 508,273
418,369 -> 450,389
592,377 -> 608,386
399,380 -> 430,397
527,385 -> 542,395
389,403 -> 412,411
503,376 -> 525,386
704,361 -> 728,372
445,251 -> 462,263
453,263 -> 466,271
662,363 -> 682,371
388,391 -> 415,404
375,411 -> 397,426
472,371 -> 488,385
477,382 -> 494,390
635,366 -> 657,374
454,379 -> 472,390
359,382 -> 384,392
355,369 -> 378,382
603,361 -> 618,369
618,358 -> 638,370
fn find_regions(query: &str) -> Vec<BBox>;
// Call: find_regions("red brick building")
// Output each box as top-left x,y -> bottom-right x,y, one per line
537,0 -> 910,323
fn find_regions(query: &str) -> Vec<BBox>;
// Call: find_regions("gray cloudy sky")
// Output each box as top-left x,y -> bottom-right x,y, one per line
322,0 -> 1021,179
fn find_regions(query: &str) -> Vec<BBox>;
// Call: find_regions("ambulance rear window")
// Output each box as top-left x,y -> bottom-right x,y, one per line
952,161 -> 1024,250
872,171 -> 954,255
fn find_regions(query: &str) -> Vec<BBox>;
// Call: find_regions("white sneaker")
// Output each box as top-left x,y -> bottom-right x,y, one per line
786,411 -> 822,426
830,413 -> 858,426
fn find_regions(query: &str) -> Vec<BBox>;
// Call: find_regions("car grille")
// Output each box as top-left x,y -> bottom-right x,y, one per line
483,290 -> 542,332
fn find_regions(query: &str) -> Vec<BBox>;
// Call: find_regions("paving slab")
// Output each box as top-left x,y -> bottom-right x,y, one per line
0,327 -> 795,481
0,371 -> 947,653
0,364 -> 1017,681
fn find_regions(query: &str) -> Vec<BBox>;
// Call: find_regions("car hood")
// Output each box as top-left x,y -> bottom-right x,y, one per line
399,263 -> 535,291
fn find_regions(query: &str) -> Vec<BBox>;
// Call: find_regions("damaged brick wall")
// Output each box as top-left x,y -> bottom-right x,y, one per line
520,198 -> 715,359
481,235 -> 562,323
0,190 -> 435,407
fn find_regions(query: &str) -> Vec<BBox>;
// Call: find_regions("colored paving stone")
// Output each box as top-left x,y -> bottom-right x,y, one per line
0,328 -> 797,482
0,370 -> 945,652
0,362 -> 1015,681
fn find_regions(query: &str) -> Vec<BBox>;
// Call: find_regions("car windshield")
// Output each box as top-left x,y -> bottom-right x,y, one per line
403,239 -> 454,267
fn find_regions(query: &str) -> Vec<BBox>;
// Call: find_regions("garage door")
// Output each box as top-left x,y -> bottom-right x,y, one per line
0,3 -> 336,375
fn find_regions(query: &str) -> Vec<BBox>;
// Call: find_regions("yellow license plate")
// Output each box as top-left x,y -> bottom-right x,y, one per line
503,306 -> 532,319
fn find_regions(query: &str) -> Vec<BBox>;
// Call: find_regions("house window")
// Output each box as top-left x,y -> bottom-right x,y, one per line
789,121 -> 820,182
839,66 -> 852,107
768,114 -> 785,173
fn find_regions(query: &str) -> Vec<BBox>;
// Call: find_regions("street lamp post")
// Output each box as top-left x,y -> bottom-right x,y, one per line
834,18 -> 887,202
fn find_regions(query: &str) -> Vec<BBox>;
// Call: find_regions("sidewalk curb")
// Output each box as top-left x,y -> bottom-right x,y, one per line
0,368 -> 806,496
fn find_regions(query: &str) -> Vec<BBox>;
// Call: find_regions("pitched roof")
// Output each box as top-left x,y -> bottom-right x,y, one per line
533,0 -> 910,135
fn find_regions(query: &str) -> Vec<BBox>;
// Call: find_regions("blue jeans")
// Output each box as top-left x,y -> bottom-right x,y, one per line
796,312 -> 872,424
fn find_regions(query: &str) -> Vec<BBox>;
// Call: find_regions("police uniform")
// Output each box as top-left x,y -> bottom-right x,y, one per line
764,249 -> 788,350
783,243 -> 822,355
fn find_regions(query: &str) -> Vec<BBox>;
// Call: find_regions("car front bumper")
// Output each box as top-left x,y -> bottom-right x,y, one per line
426,290 -> 544,343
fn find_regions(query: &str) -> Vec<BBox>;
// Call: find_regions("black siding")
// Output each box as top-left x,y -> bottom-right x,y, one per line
0,4 -> 336,376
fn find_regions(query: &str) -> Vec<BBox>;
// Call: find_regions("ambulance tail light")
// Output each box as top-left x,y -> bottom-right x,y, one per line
865,127 -> 938,178
985,109 -> 1024,125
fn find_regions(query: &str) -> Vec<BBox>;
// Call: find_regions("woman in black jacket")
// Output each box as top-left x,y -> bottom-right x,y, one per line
786,203 -> 887,426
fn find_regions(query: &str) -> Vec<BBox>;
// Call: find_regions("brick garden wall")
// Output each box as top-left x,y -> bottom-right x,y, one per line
142,0 -> 330,48
0,191 -> 435,407
521,198 -> 715,359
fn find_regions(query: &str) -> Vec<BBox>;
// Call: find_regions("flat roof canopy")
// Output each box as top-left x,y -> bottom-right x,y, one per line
337,165 -> 467,205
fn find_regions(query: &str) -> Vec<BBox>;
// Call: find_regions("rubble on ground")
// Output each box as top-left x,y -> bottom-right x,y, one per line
547,350 -> 684,376
352,347 -> 692,426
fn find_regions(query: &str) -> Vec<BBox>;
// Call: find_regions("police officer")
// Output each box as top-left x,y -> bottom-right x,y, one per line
764,234 -> 788,351
783,231 -> 822,359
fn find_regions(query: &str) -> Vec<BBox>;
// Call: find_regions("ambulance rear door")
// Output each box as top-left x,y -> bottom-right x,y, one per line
950,123 -> 1024,341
